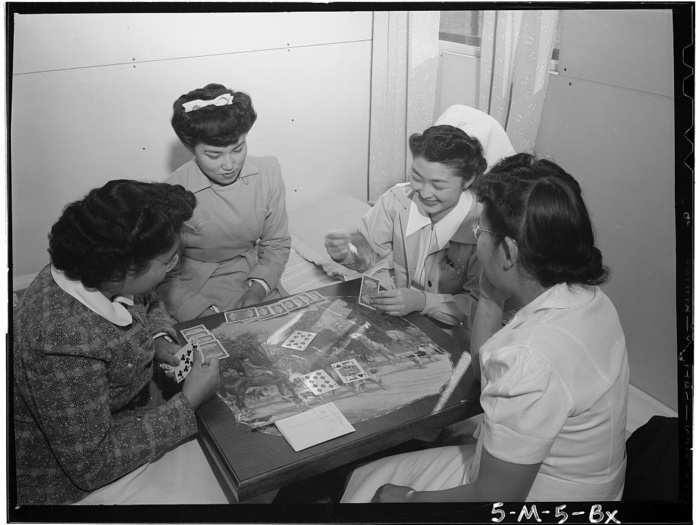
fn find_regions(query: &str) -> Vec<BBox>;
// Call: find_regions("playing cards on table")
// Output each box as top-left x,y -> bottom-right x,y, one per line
281,330 -> 317,351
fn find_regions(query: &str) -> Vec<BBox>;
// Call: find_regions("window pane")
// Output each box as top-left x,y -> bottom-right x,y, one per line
439,11 -> 482,46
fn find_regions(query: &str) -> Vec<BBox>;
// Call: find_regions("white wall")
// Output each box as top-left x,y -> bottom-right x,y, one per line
535,10 -> 677,409
11,12 -> 372,285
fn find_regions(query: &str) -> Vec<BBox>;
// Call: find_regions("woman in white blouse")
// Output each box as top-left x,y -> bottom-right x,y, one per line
342,153 -> 629,503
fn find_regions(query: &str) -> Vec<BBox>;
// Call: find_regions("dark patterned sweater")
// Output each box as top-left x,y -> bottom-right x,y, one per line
13,265 -> 198,504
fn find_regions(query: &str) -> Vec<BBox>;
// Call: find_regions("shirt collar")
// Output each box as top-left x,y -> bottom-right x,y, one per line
187,157 -> 260,193
405,191 -> 474,250
50,265 -> 134,326
508,283 -> 595,328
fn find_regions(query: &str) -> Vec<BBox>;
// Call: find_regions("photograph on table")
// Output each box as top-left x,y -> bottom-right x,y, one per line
201,292 -> 452,430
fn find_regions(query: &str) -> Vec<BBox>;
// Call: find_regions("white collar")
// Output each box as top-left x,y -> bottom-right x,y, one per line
405,191 -> 474,250
50,265 -> 134,326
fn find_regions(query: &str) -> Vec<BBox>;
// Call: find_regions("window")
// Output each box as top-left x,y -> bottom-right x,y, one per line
439,10 -> 482,56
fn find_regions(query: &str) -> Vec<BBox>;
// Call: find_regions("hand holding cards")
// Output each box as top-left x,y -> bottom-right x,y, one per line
180,345 -> 222,409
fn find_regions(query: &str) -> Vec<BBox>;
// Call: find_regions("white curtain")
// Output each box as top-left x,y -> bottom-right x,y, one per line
368,11 -> 440,202
478,10 -> 559,152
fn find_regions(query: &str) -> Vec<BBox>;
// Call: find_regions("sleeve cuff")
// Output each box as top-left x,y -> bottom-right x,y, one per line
248,278 -> 271,295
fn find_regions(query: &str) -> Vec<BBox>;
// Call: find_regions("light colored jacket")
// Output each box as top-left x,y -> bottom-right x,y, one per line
158,156 -> 291,321
353,183 -> 481,327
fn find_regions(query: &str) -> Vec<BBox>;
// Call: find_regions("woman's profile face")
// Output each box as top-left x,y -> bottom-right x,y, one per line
475,210 -> 505,290
193,134 -> 248,186
116,240 -> 181,296
409,156 -> 470,222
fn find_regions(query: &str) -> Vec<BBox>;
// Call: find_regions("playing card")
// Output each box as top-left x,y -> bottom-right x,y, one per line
358,275 -> 381,309
255,305 -> 274,319
173,343 -> 195,383
198,339 -> 229,360
280,298 -> 301,312
290,296 -> 308,309
180,324 -> 210,341
225,307 -> 258,323
269,303 -> 286,317
293,293 -> 314,306
302,369 -> 339,395
331,358 -> 367,383
281,330 -> 317,351
305,290 -> 325,303
190,333 -> 216,345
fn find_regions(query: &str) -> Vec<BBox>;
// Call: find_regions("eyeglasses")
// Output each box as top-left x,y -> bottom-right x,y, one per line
163,252 -> 180,273
472,222 -> 496,239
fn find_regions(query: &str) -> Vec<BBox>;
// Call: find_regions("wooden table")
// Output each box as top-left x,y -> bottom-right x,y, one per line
176,279 -> 481,502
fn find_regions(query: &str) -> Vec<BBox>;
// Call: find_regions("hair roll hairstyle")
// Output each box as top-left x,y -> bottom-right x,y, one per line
171,83 -> 257,148
409,125 -> 487,183
474,153 -> 608,287
49,180 -> 196,288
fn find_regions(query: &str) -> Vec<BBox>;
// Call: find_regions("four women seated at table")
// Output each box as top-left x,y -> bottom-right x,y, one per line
13,82 -> 628,504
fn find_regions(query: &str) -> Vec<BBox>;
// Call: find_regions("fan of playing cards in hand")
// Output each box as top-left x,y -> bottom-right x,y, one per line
162,325 -> 229,383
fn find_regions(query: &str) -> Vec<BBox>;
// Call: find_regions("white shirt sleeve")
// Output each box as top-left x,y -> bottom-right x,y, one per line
357,190 -> 397,260
479,344 -> 573,465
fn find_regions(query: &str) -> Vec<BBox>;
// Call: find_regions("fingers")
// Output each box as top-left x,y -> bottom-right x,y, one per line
192,345 -> 211,368
166,352 -> 180,367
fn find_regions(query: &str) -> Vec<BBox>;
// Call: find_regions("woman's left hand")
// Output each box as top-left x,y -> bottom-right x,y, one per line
371,288 -> 426,317
237,281 -> 267,308
372,484 -> 417,502
154,330 -> 181,367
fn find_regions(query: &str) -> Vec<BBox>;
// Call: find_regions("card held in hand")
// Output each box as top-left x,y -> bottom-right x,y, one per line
358,275 -> 381,309
169,343 -> 195,383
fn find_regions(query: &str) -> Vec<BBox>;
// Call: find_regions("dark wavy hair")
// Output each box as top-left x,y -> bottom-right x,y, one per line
171,83 -> 257,148
409,125 -> 487,183
49,180 -> 196,288
474,153 -> 608,287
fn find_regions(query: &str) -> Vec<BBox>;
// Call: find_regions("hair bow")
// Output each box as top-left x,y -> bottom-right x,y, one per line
182,93 -> 233,113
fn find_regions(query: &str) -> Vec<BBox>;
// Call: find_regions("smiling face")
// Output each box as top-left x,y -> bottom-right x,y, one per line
409,156 -> 471,222
192,134 -> 248,186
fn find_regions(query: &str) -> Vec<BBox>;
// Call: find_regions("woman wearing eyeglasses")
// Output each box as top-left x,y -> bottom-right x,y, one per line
325,125 -> 487,328
342,154 -> 629,503
13,180 -> 223,504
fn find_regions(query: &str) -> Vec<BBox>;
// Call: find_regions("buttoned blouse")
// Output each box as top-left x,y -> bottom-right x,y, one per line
467,284 -> 630,501
356,183 -> 481,326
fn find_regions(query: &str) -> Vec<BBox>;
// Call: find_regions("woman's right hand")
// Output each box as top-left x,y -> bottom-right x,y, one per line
324,230 -> 352,262
182,348 -> 220,409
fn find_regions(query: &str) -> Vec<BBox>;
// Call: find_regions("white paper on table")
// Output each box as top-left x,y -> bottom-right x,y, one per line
275,402 -> 355,452
432,351 -> 472,414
